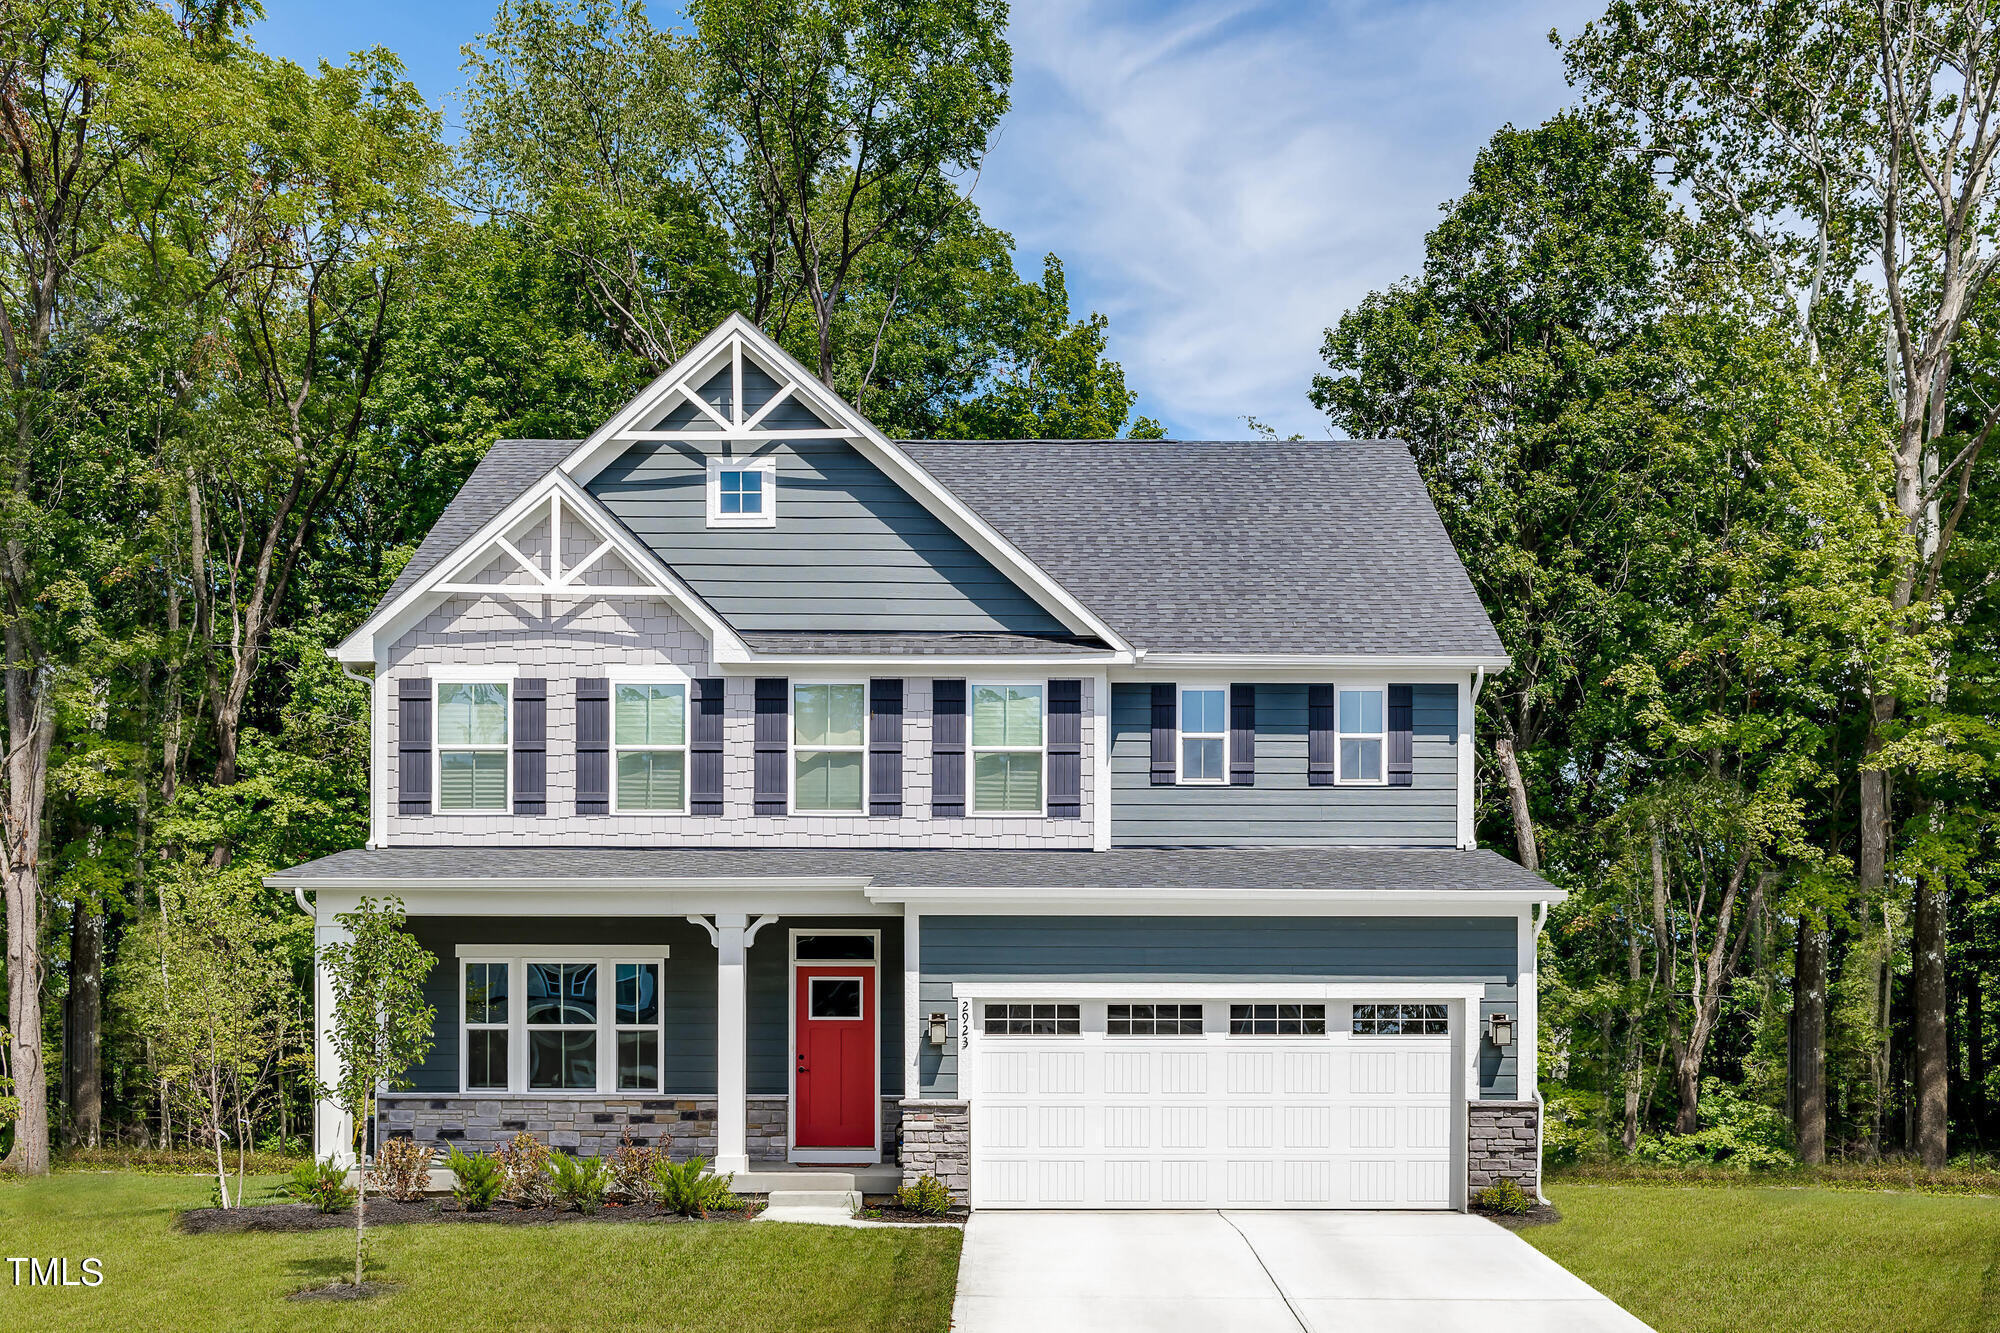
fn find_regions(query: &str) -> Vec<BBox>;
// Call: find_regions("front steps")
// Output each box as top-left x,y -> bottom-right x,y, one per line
735,1166 -> 898,1223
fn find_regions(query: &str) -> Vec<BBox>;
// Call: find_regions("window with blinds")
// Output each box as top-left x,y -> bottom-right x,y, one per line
437,682 -> 508,811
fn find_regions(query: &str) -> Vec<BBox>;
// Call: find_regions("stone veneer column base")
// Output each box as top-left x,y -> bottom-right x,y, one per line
1467,1098 -> 1541,1197
897,1100 -> 970,1201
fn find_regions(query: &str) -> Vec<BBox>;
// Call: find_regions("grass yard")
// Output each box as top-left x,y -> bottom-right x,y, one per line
1528,1182 -> 2000,1333
0,1171 -> 962,1333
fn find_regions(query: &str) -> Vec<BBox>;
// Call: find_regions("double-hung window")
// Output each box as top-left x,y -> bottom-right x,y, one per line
526,962 -> 598,1090
1338,687 -> 1386,784
706,457 -> 776,527
615,963 -> 662,1090
972,683 -> 1044,813
463,962 -> 509,1090
793,683 -> 865,812
1179,686 -> 1226,783
615,682 -> 687,812
437,682 -> 509,811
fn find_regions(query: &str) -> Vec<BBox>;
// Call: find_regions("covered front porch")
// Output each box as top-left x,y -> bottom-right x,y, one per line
302,889 -> 906,1175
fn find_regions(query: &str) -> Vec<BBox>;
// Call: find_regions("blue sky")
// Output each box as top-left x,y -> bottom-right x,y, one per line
252,0 -> 1598,439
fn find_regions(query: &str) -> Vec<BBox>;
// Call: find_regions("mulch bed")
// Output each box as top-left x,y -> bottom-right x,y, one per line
856,1204 -> 969,1225
288,1281 -> 400,1302
1477,1201 -> 1563,1230
179,1198 -> 762,1234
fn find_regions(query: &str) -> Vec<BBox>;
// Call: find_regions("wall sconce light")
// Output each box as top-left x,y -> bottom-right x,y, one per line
1488,1012 -> 1514,1049
927,1012 -> 950,1048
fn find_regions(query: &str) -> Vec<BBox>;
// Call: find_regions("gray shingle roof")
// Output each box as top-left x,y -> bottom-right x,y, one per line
368,436 -> 1504,660
379,439 -> 580,606
737,631 -> 1112,657
269,846 -> 1553,895
898,440 -> 1504,657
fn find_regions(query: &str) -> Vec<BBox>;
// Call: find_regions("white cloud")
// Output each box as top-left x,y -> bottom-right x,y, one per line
977,0 -> 1603,438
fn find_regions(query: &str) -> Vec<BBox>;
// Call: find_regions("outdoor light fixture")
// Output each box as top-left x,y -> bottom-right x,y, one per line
1487,1012 -> 1515,1049
928,1012 -> 950,1047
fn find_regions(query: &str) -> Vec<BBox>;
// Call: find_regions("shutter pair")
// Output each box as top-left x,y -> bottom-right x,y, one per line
1307,684 -> 1415,786
933,678 -> 1082,820
753,677 -> 906,816
576,678 -> 726,815
1148,683 -> 1256,786
396,676 -> 549,815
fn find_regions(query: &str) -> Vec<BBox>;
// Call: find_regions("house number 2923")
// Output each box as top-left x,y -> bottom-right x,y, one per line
960,1000 -> 970,1050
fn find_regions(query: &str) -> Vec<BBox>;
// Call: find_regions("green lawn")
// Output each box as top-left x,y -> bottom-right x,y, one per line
1527,1182 -> 2000,1333
0,1172 -> 961,1333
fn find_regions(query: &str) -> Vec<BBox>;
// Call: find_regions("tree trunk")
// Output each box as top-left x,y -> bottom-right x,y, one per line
1622,895 -> 1646,1154
1792,919 -> 1828,1164
1914,869 -> 1949,1168
64,902 -> 103,1148
1494,736 -> 1539,872
2,636 -> 56,1175
1969,963 -> 1987,1149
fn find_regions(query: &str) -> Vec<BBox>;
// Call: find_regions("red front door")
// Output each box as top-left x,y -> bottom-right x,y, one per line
794,965 -> 877,1149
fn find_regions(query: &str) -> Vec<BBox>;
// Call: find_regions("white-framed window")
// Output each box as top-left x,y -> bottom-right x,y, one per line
982,1002 -> 1080,1035
1107,1002 -> 1204,1036
614,962 -> 663,1090
1228,1003 -> 1328,1036
613,682 -> 688,813
706,456 -> 777,528
1351,1003 -> 1450,1036
792,682 -> 866,812
1337,687 -> 1386,784
971,682 -> 1044,814
459,951 -> 669,1095
806,975 -> 867,1020
462,962 -> 509,1091
1178,686 -> 1227,784
436,681 -> 509,811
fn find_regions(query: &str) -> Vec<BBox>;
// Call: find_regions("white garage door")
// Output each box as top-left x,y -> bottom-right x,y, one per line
968,999 -> 1463,1209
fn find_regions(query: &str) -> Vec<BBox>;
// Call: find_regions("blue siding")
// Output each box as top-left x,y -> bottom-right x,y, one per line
403,916 -> 902,1098
1111,683 -> 1459,846
917,914 -> 1517,1099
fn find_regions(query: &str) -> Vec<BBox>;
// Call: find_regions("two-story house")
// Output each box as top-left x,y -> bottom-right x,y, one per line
271,315 -> 1559,1211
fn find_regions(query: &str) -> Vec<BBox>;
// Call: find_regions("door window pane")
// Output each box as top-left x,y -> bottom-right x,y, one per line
808,977 -> 864,1018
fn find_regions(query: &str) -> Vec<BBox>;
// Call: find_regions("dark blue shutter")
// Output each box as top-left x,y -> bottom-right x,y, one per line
1307,685 -> 1337,786
1047,679 -> 1083,818
575,678 -> 609,814
1388,684 -> 1415,787
1229,683 -> 1255,786
397,677 -> 432,815
754,678 -> 788,815
513,678 -> 546,814
690,678 -> 725,814
1150,683 -> 1176,785
931,679 -> 966,818
869,679 -> 904,817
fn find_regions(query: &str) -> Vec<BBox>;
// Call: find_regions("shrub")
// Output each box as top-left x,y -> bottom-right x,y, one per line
286,1157 -> 356,1214
1637,1078 -> 1796,1171
895,1173 -> 953,1215
1472,1177 -> 1533,1215
652,1155 -> 742,1217
371,1136 -> 433,1202
608,1129 -> 657,1204
1541,1089 -> 1609,1167
446,1147 -> 505,1211
494,1132 -> 552,1206
547,1152 -> 612,1214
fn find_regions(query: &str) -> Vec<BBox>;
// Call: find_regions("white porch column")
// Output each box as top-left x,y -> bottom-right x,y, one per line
691,912 -> 778,1174
313,914 -> 355,1166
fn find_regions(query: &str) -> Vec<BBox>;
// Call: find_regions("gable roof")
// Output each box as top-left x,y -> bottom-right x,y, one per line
379,438 -> 579,607
898,439 -> 1504,657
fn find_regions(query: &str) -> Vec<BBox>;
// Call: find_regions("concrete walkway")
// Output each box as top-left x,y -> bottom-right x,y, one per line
952,1211 -> 1654,1333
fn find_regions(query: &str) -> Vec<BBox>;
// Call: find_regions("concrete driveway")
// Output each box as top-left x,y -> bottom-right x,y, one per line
952,1211 -> 1653,1333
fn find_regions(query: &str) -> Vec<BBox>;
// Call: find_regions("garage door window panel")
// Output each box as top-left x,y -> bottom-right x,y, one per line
1228,1003 -> 1327,1036
983,1002 -> 1079,1035
1352,1003 -> 1450,1035
1107,1003 -> 1204,1035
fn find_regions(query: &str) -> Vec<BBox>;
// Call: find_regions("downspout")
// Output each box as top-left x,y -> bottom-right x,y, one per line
1471,663 -> 1487,703
1532,900 -> 1551,1204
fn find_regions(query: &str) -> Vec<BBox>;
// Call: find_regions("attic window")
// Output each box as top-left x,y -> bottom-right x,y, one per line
707,456 -> 776,528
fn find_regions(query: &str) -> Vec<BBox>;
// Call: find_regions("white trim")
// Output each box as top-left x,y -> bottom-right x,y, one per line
1090,672 -> 1112,851
558,316 -> 1130,649
1126,653 -> 1512,672
786,927 -> 883,1163
969,680 -> 1047,817
789,681 -> 869,815
705,455 -> 777,528
433,679 -> 511,814
1457,673 -> 1476,849
1174,681 -> 1229,785
721,652 -> 1123,670
871,888 -> 1567,911
455,945 -> 672,961
954,981 -> 1488,1003
904,909 -> 922,1100
1335,684 -> 1388,786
